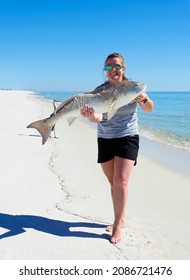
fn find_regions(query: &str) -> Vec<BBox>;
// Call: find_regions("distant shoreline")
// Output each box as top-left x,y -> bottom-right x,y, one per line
1,88 -> 189,176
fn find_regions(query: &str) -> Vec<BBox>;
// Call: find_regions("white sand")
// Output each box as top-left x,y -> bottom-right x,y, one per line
0,90 -> 190,260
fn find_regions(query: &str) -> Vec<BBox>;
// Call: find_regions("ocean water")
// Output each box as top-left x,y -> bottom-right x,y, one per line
138,91 -> 190,152
36,90 -> 190,153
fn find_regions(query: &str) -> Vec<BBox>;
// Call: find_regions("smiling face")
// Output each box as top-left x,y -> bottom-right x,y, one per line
105,56 -> 125,84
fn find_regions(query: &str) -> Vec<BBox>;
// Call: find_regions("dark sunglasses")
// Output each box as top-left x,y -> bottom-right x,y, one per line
105,64 -> 123,71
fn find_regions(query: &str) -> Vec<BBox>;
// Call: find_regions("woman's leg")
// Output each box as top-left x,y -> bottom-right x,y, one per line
101,157 -> 135,243
101,159 -> 115,232
111,156 -> 134,243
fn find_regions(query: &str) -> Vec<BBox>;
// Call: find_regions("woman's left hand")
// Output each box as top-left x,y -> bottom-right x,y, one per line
133,93 -> 148,103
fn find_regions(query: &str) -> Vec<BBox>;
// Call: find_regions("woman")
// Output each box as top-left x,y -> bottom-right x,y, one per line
81,53 -> 154,244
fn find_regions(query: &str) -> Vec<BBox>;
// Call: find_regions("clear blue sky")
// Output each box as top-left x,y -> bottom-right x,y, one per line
0,0 -> 189,91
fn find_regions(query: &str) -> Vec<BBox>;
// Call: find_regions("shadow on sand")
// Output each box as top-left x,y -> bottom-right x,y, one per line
0,213 -> 110,241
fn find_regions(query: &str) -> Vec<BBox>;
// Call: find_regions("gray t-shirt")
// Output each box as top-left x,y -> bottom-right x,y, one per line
96,82 -> 138,139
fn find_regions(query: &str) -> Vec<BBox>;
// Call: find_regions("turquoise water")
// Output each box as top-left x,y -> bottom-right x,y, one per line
138,91 -> 190,152
36,90 -> 190,152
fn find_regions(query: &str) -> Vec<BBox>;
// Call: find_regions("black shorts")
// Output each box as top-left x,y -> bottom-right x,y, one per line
97,135 -> 139,165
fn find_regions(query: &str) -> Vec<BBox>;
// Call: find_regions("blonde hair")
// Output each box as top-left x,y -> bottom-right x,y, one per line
103,52 -> 128,81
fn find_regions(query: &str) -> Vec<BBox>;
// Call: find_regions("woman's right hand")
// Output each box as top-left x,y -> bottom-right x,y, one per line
80,105 -> 103,122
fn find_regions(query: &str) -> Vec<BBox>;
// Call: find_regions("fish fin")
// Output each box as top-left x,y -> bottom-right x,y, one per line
53,100 -> 57,114
67,117 -> 77,126
107,98 -> 117,120
27,118 -> 53,145
107,109 -> 117,120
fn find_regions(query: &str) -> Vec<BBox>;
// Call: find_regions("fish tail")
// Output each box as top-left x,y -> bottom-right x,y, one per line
27,118 -> 53,145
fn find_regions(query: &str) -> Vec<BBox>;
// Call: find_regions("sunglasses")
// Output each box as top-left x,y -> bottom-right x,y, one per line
105,64 -> 123,71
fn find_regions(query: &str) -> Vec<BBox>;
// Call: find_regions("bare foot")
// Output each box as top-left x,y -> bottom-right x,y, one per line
111,225 -> 122,244
105,222 -> 126,232
105,225 -> 113,232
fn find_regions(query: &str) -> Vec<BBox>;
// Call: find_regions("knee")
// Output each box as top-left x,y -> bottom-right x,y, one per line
113,175 -> 128,189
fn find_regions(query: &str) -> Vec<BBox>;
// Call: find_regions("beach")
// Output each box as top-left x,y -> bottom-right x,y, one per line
0,90 -> 190,260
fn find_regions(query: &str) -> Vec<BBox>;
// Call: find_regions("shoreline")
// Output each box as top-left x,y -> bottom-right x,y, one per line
140,136 -> 190,179
29,90 -> 190,178
0,90 -> 190,260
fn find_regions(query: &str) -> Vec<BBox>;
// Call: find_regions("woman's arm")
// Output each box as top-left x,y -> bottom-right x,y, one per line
134,93 -> 154,112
